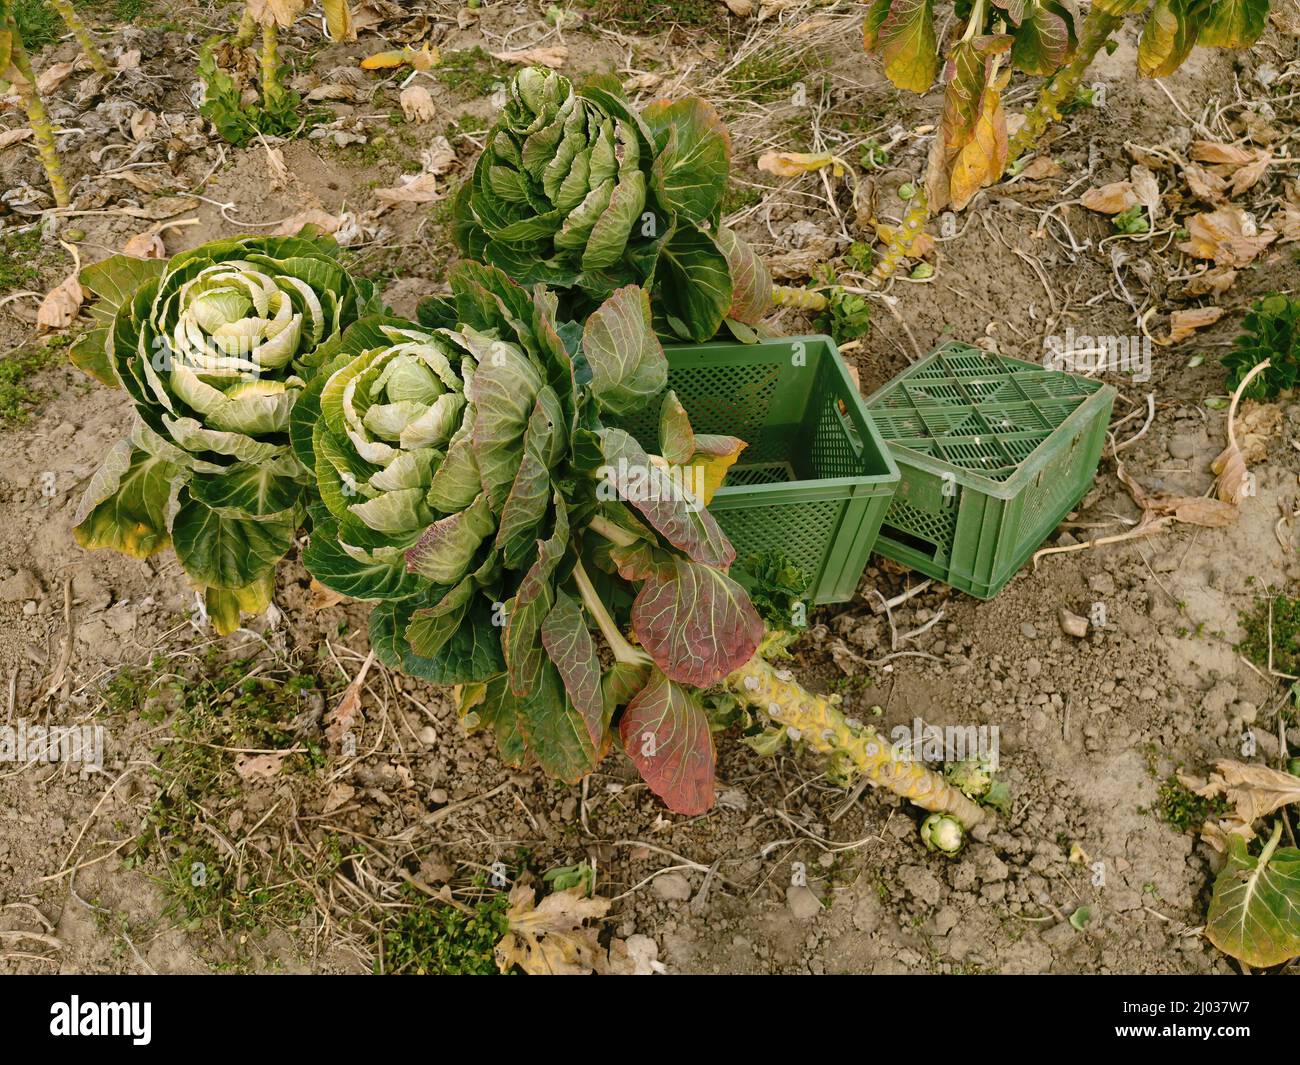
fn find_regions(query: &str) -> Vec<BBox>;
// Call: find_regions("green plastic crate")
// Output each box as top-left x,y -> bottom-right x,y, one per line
863,342 -> 1116,599
612,336 -> 900,605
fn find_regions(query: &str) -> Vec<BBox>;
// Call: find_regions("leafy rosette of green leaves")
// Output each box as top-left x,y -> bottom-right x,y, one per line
454,66 -> 772,344
1220,294 -> 1299,400
71,234 -> 378,634
318,263 -> 763,814
291,317 -> 473,603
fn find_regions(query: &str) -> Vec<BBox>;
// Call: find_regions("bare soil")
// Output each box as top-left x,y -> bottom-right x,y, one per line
1,1 -> 1298,974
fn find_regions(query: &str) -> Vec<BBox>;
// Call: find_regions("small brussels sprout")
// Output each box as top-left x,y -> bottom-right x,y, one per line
920,813 -> 965,855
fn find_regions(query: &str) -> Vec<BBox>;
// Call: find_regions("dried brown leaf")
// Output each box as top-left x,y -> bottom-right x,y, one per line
1189,140 -> 1256,166
0,128 -> 32,150
1018,156 -> 1062,179
399,84 -> 436,123
234,751 -> 289,781
1183,162 -> 1228,204
1167,305 -> 1223,343
490,46 -> 568,68
36,274 -> 84,332
1177,207 -> 1277,267
121,231 -> 165,258
495,882 -> 612,975
246,0 -> 308,27
1181,266 -> 1238,297
1080,180 -> 1138,214
1203,759 -> 1300,823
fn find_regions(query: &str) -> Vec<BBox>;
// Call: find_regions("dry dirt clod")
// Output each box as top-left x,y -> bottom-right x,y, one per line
1058,608 -> 1089,638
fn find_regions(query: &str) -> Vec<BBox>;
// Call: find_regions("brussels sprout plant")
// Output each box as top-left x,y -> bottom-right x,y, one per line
70,233 -> 379,634
863,0 -> 1275,285
0,0 -> 108,207
288,262 -> 984,825
454,67 -> 783,344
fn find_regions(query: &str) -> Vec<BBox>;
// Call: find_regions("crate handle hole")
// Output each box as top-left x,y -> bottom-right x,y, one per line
880,524 -> 941,560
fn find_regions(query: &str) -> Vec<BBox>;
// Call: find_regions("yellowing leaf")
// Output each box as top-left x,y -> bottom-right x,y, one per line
322,0 -> 355,40
949,85 -> 1007,210
361,43 -> 440,71
757,150 -> 838,177
867,0 -> 940,93
1080,180 -> 1139,214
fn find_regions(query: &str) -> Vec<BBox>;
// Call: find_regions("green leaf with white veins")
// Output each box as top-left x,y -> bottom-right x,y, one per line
541,589 -> 604,745
652,225 -> 732,343
598,428 -> 735,570
582,285 -> 667,416
1197,0 -> 1268,47
620,668 -> 715,816
642,97 -> 731,226
70,255 -> 167,387
865,0 -> 940,93
405,493 -> 496,586
171,495 -> 300,591
1206,822 -> 1300,968
470,336 -> 544,508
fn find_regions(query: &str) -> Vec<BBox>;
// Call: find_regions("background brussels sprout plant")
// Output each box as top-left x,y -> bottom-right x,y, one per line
863,0 -> 1275,285
0,0 -> 108,207
70,233 -> 379,634
200,0 -> 355,146
453,66 -> 785,344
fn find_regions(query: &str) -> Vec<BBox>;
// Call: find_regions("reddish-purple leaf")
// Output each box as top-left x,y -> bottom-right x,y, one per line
631,557 -> 763,686
541,589 -> 604,745
620,669 -> 714,815
598,428 -> 735,570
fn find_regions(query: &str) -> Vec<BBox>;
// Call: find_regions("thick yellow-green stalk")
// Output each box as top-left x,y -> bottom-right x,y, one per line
869,187 -> 930,288
726,655 -> 987,828
7,22 -> 69,207
260,19 -> 281,105
49,0 -> 109,75
234,7 -> 256,47
1008,7 -> 1126,162
772,284 -> 829,313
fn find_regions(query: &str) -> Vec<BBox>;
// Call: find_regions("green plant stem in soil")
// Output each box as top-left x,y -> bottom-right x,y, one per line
870,187 -> 930,288
1008,6 -> 1126,162
49,0 -> 108,74
233,6 -> 255,47
260,19 -> 281,105
5,14 -> 70,206
772,284 -> 828,313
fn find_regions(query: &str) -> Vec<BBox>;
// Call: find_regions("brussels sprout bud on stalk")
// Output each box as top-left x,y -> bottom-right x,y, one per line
921,813 -> 966,855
